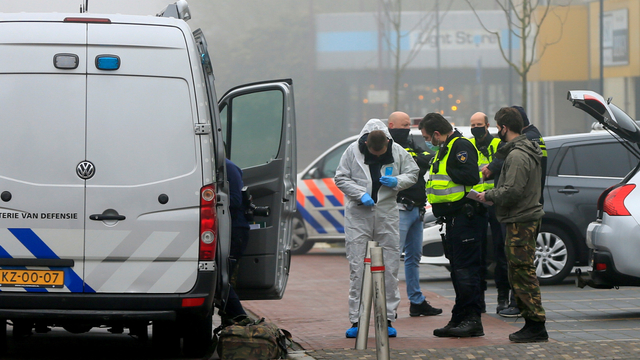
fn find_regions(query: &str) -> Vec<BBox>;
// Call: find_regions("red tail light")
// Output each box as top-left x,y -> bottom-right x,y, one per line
603,184 -> 635,216
595,263 -> 607,271
199,185 -> 217,260
64,17 -> 111,23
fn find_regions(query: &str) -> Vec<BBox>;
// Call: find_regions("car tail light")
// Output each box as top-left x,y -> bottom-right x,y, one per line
199,185 -> 217,261
603,184 -> 635,216
595,263 -> 607,271
182,297 -> 205,307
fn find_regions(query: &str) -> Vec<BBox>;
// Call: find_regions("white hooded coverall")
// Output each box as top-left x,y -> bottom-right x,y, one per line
334,119 -> 419,323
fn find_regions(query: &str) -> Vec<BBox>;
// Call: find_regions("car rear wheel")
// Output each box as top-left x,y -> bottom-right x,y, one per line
152,320 -> 180,357
182,311 -> 213,358
291,213 -> 314,255
535,224 -> 575,285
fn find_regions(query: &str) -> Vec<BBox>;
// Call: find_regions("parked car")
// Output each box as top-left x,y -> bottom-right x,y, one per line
567,91 -> 640,289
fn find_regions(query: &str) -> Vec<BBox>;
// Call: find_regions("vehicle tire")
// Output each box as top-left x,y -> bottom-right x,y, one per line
182,312 -> 213,358
152,320 -> 180,357
290,213 -> 314,255
535,224 -> 576,286
0,319 -> 6,355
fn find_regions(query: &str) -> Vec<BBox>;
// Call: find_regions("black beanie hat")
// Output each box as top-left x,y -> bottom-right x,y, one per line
511,105 -> 530,127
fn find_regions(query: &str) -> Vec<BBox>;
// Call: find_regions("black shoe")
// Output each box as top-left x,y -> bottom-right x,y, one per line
433,320 -> 460,337
499,306 -> 521,318
410,300 -> 443,317
496,288 -> 510,313
509,320 -> 548,343
447,315 -> 484,337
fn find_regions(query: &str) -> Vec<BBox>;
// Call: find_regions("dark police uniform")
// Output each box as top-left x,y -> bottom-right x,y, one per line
427,130 -> 485,337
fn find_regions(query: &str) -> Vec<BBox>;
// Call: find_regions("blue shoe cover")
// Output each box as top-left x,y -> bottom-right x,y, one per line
387,326 -> 397,337
345,326 -> 358,338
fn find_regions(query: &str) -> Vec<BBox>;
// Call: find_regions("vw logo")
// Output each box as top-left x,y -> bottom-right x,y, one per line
76,161 -> 95,180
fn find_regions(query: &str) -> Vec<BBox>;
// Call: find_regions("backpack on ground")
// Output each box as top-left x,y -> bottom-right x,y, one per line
216,317 -> 290,360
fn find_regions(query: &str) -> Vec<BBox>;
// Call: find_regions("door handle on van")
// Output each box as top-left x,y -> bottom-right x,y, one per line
89,214 -> 126,221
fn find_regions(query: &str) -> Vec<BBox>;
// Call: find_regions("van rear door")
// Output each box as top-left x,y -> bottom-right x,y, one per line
0,22 -> 87,293
219,80 -> 296,300
82,23 -> 202,293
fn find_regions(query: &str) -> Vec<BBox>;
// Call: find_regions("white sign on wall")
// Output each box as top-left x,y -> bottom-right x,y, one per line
603,9 -> 628,66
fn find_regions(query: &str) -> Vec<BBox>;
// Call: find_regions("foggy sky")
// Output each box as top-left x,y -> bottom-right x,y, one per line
0,0 -> 171,15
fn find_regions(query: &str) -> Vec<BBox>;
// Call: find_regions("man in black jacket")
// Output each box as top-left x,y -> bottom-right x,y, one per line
387,111 -> 442,317
420,113 -> 485,337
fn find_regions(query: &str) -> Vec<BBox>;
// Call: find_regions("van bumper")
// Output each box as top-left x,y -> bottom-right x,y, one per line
0,271 -> 216,322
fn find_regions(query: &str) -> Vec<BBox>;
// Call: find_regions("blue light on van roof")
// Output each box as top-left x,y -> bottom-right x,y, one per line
95,55 -> 120,70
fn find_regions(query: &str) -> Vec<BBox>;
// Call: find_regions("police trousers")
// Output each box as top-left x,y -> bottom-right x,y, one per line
443,211 -> 486,319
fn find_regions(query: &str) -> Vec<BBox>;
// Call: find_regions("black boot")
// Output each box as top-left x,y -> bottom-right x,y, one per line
433,319 -> 460,337
499,291 -> 521,317
496,288 -> 509,314
447,313 -> 484,337
509,319 -> 548,343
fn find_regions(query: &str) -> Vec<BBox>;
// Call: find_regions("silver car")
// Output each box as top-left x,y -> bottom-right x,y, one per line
569,90 -> 640,289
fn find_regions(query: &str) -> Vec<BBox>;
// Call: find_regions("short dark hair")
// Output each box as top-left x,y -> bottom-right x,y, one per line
494,107 -> 523,134
366,130 -> 388,151
418,113 -> 452,135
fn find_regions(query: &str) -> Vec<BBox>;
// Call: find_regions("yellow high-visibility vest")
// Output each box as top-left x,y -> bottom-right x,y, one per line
426,137 -> 473,204
470,136 -> 501,191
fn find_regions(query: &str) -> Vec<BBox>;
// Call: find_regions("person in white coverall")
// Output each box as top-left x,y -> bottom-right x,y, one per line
334,119 -> 419,338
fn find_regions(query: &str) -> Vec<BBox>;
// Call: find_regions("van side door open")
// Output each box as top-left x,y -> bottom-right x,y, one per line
219,80 -> 297,300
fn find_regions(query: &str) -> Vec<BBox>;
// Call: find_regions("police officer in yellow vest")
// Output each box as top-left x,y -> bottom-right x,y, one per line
469,112 -> 510,315
419,113 -> 485,338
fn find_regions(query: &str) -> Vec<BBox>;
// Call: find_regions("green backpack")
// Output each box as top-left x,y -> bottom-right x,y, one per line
217,317 -> 290,360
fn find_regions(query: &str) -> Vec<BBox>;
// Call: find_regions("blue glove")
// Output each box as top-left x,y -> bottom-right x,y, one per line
380,176 -> 398,188
360,193 -> 375,206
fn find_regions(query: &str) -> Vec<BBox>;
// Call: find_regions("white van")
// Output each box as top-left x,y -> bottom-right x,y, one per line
0,2 -> 296,357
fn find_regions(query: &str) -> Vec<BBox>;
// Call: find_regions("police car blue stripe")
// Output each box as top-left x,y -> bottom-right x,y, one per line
296,201 -> 327,234
319,210 -> 344,234
325,195 -> 342,207
306,196 -> 323,208
0,244 -> 12,258
8,228 -> 94,293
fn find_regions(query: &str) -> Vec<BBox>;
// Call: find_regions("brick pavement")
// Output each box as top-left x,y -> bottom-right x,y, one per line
243,251 -> 525,356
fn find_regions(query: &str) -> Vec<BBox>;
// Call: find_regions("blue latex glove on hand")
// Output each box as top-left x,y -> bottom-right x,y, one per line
360,193 -> 375,206
380,176 -> 398,188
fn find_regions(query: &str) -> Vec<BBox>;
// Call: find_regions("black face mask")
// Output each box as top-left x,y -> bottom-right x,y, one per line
498,126 -> 508,142
471,127 -> 487,139
388,128 -> 410,144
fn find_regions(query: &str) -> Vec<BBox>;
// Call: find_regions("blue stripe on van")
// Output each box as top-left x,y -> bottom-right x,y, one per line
8,228 -> 94,293
319,210 -> 344,234
306,195 -> 323,208
325,195 -> 342,207
296,201 -> 327,234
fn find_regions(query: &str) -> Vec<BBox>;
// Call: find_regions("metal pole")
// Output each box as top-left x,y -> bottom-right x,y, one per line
370,247 -> 390,360
508,0 -> 513,106
355,241 -> 378,349
435,0 -> 441,113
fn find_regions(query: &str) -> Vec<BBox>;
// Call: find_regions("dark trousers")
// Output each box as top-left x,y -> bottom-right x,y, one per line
225,226 -> 250,319
487,206 -> 510,291
443,211 -> 486,319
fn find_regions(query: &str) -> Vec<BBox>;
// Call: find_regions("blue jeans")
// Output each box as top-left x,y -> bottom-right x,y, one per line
399,208 -> 425,305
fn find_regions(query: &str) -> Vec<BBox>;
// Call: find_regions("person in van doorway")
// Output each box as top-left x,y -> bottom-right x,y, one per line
387,111 -> 442,317
469,112 -> 510,314
478,107 -> 548,343
334,119 -> 419,338
219,158 -> 251,325
496,105 -> 548,318
419,113 -> 485,338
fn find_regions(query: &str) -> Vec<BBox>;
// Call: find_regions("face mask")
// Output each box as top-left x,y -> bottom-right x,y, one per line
388,128 -> 410,144
471,126 -> 487,139
424,141 -> 439,152
498,126 -> 508,142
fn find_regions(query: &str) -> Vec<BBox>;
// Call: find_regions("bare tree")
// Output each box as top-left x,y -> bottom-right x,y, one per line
377,0 -> 452,111
465,0 -> 569,110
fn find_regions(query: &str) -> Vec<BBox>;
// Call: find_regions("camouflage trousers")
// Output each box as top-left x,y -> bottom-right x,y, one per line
505,220 -> 546,322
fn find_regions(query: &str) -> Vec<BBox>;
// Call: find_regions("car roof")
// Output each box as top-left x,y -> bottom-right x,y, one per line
543,130 -> 623,148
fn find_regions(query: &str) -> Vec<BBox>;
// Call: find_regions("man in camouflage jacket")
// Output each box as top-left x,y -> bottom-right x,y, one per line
478,107 -> 547,343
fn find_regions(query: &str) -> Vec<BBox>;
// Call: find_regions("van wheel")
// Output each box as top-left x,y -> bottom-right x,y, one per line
291,214 -> 313,255
152,321 -> 180,357
182,312 -> 213,358
535,224 -> 575,286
